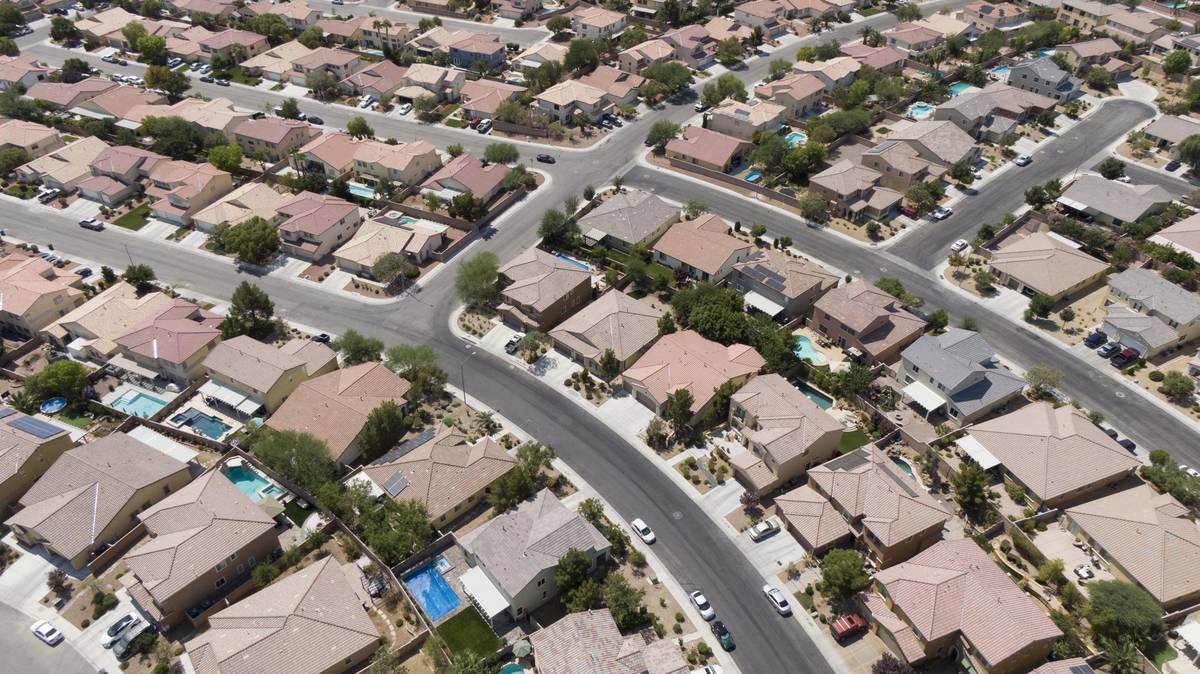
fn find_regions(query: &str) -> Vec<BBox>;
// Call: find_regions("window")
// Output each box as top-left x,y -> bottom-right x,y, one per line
214,577 -> 227,589
236,564 -> 245,574
216,560 -> 227,572
537,578 -> 545,586
248,556 -> 257,567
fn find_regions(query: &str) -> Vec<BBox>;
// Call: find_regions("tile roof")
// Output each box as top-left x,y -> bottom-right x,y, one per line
791,56 -> 860,83
1104,304 -> 1182,350
203,335 -> 309,395
619,38 -> 675,63
334,218 -> 442,267
536,79 -> 608,107
988,231 -> 1108,297
265,362 -> 411,459
298,132 -> 358,172
360,423 -> 516,521
874,539 -> 1062,667
242,40 -> 313,77
0,55 -> 47,85
44,282 -> 175,355
839,44 -> 907,70
732,373 -> 843,465
883,22 -> 944,46
25,77 -> 116,107
576,188 -> 678,246
193,182 -> 292,228
813,280 -> 927,357
186,556 -> 379,674
114,299 -> 222,366
84,85 -> 166,118
518,41 -> 569,65
809,447 -> 951,547
652,213 -> 751,277
578,65 -> 645,100
233,117 -> 318,145
0,407 -> 68,487
124,470 -> 275,609
530,608 -> 688,674
7,433 -> 189,562
665,125 -> 748,168
1110,267 -> 1200,325
1031,660 -> 1096,674
776,484 -> 852,550
966,402 -> 1140,502
19,135 -> 109,186
549,289 -> 663,364
458,489 -> 610,597
709,97 -> 785,128
292,46 -> 361,70
889,120 -> 976,165
1150,212 -> 1200,256
499,247 -> 592,313
622,329 -> 764,412
277,191 -> 359,237
420,153 -> 506,198
316,15 -> 369,38
278,339 -> 337,377
1143,114 -> 1200,145
1059,175 -> 1173,223
936,81 -> 1055,121
340,59 -> 408,94
755,73 -> 826,102
733,248 -> 838,300
0,253 -> 84,316
899,329 -> 1025,417
1062,36 -> 1121,59
810,159 -> 882,197
570,4 -> 625,27
90,144 -> 167,177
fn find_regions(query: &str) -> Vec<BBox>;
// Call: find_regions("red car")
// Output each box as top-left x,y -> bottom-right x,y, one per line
831,613 -> 868,642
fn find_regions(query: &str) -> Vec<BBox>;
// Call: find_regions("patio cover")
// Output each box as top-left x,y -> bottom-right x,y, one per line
109,353 -> 162,380
1056,195 -> 1089,213
902,380 -> 945,413
956,435 -> 1002,471
199,380 -> 263,416
1179,621 -> 1200,651
126,425 -> 199,464
743,290 -> 785,317
459,566 -> 509,622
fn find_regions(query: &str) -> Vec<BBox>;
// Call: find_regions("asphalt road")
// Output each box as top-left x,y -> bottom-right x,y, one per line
0,603 -> 94,674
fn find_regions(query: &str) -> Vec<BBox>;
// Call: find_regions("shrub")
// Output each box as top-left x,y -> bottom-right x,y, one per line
1149,370 -> 1165,382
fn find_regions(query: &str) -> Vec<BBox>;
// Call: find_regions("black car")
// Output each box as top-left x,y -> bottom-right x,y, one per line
1118,438 -> 1137,452
535,154 -> 555,164
106,614 -> 137,638
1104,428 -> 1118,439
711,620 -> 735,651
307,116 -> 324,125
1167,160 -> 1182,172
311,333 -> 331,343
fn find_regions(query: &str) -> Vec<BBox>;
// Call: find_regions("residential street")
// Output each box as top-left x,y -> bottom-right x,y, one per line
0,602 -> 94,674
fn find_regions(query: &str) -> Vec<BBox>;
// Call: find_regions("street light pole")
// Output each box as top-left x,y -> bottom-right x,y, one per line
460,361 -> 467,405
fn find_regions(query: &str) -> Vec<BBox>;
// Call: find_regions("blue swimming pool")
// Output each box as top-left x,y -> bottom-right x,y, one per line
39,397 -> 67,414
795,380 -> 834,410
793,335 -> 826,364
112,390 -> 168,418
1038,48 -> 1055,57
949,82 -> 974,97
907,102 -> 934,120
891,456 -> 916,479
498,665 -> 526,674
404,558 -> 461,622
170,407 -> 232,439
554,253 -> 590,270
347,183 -> 377,199
785,131 -> 807,146
223,464 -> 286,503
991,66 -> 1010,79
745,170 -> 763,183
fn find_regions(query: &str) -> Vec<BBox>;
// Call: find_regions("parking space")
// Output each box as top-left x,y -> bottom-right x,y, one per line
1033,523 -> 1114,594
739,520 -> 807,580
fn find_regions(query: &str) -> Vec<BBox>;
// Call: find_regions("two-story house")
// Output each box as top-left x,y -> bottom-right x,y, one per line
146,160 -> 234,225
276,191 -> 363,261
497,246 -> 593,332
112,299 -> 223,386
1104,267 -> 1200,358
729,248 -> 839,320
811,279 -> 927,364
232,117 -> 320,163
652,214 -> 753,283
897,328 -> 1025,424
1006,57 -> 1081,101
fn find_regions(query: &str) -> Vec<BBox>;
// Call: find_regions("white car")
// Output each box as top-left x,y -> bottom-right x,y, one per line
358,95 -> 375,109
931,206 -> 953,220
690,590 -> 715,621
630,518 -> 655,544
1115,175 -> 1131,183
30,620 -> 63,646
690,667 -> 725,674
763,584 -> 792,616
1073,564 -> 1095,580
748,519 -> 780,542
950,239 -> 970,253
1015,154 -> 1032,166
397,102 -> 412,115
1182,464 -> 1200,478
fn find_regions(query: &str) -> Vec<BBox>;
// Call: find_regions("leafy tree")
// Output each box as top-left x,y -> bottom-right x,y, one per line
555,548 -> 593,596
836,363 -> 875,397
490,442 -> 554,510
1089,580 -> 1163,647
346,115 -> 374,139
372,252 -> 419,284
1028,292 -> 1055,318
646,120 -> 680,149
564,38 -> 600,72
546,15 -> 570,35
250,13 -> 291,44
518,331 -> 548,361
447,193 -> 486,221
701,73 -> 747,108
297,24 -> 324,49
140,115 -> 205,159
798,192 -> 827,221
952,460 -> 992,518
973,269 -> 995,292
251,563 -> 280,588
137,34 -> 167,65
483,142 -> 519,164
927,309 -> 948,334
768,58 -> 792,81
949,160 -> 975,185
538,208 -> 577,247
278,97 -> 301,119
455,251 -> 499,307
872,653 -> 916,674
0,146 -> 29,176
1098,157 -> 1126,179
662,388 -> 694,435
657,314 -> 676,336
821,548 -> 870,599
122,264 -> 157,295
1160,370 -> 1196,401
1023,364 -> 1062,396
642,61 -> 691,94
357,400 -> 408,461
385,343 -> 447,401
122,21 -> 148,52
1164,48 -> 1192,76
1177,134 -> 1200,173
253,429 -> 337,494
1024,185 -> 1049,209
895,2 -> 922,20
50,16 -> 80,43
333,329 -> 384,365
220,281 -> 275,339
602,571 -> 647,630
715,37 -> 744,66
207,143 -> 242,172
446,143 -> 464,158
598,348 -> 620,380
873,277 -> 923,308
27,360 -> 88,401
220,216 -> 279,265
1037,558 -> 1067,589
905,182 -> 940,214
305,70 -> 340,100
1085,66 -> 1114,90
143,64 -> 190,97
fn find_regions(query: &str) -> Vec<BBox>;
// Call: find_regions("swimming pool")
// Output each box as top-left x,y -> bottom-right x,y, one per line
794,380 -> 833,410
171,407 -> 232,439
1038,48 -> 1055,57
403,558 -> 461,622
991,66 -> 1010,79
891,456 -> 916,479
907,102 -> 934,120
223,464 -> 287,502
347,183 -> 377,199
746,170 -> 763,183
39,397 -> 67,414
949,82 -> 974,97
793,335 -> 826,364
554,253 -> 590,271
785,131 -> 807,146
498,665 -> 525,674
112,390 -> 168,418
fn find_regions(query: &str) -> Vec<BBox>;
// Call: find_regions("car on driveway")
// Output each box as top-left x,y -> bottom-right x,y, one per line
710,620 -> 734,650
631,518 -> 655,544
397,102 -> 412,115
1110,347 -> 1140,368
102,616 -> 142,649
476,118 -> 492,134
1097,342 -> 1121,358
1084,330 -> 1107,348
536,154 -> 555,164
504,334 -> 522,354
748,519 -> 779,541
1167,159 -> 1182,172
762,584 -> 791,616
1015,154 -> 1032,166
1118,439 -> 1136,453
950,239 -> 969,253
78,218 -> 104,231
931,206 -> 953,220
830,613 -> 867,642
690,590 -> 715,621
30,620 -> 63,646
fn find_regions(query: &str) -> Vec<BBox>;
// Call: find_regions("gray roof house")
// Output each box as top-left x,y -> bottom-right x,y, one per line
1057,175 -> 1173,225
1142,115 -> 1200,148
578,189 -> 679,251
1006,57 -> 1081,101
1103,267 -> 1200,357
898,329 -> 1026,424
458,489 -> 610,625
729,248 -> 839,320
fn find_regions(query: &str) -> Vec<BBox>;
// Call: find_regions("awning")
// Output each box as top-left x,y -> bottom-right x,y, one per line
902,380 -> 945,413
200,380 -> 263,416
109,354 -> 161,380
126,425 -> 198,464
743,290 -> 785,317
459,566 -> 509,621
956,435 -> 1001,471
1177,621 -> 1200,651
583,227 -> 607,245
1056,195 -> 1089,212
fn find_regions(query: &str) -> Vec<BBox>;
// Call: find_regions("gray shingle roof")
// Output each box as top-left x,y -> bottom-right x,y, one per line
900,329 -> 1025,417
1012,56 -> 1069,83
577,189 -> 678,247
1109,267 -> 1200,326
1058,175 -> 1173,224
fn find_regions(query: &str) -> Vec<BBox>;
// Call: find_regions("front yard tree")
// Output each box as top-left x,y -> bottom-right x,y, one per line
252,429 -> 336,494
1028,292 -> 1055,318
715,37 -> 744,67
768,58 -> 791,81
642,61 -> 691,94
1160,370 -> 1196,401
305,70 -> 339,100
798,192 -> 827,222
1098,157 -> 1126,179
905,182 -> 938,214
821,548 -> 871,599
973,269 -> 995,292
1024,184 -> 1049,209
1085,66 -> 1114,90
455,251 -> 500,307
646,119 -> 681,150
220,281 -> 275,339
384,343 -> 447,400
346,115 -> 374,139
278,97 -> 301,119
207,143 -> 242,172
951,460 -> 992,519
447,193 -> 486,221
895,2 -> 922,20
332,329 -> 384,365
564,38 -> 601,72
603,572 -> 647,630
949,160 -> 974,185
598,348 -> 620,380
137,34 -> 167,65
357,400 -> 408,461
1177,134 -> 1200,173
483,142 -> 519,164
372,252 -> 418,284
872,653 -> 917,674
122,264 -> 157,295
546,15 -> 570,36
555,547 -> 592,596
49,16 -> 79,43
662,388 -> 694,436
1024,364 -> 1063,396
297,24 -> 324,49
538,208 -> 577,247
701,73 -> 747,108
1088,580 -> 1163,647
1164,48 -> 1192,77
222,216 -> 280,265
0,147 -> 29,175
143,64 -> 190,98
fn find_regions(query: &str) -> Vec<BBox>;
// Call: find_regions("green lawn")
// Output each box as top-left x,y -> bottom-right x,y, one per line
839,429 -> 871,454
113,204 -> 150,230
283,499 -> 310,527
436,609 -> 500,657
5,184 -> 35,199
58,411 -> 93,429
1144,641 -> 1177,668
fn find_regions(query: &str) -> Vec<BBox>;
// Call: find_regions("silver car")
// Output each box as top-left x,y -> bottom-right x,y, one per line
763,584 -> 791,616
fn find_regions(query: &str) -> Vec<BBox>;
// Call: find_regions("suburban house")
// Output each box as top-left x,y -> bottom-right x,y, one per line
1059,37 -> 1121,68
126,97 -> 251,141
192,182 -> 292,233
985,231 -> 1108,301
242,41 -> 314,82
961,1 -> 1027,29
535,80 -> 612,124
293,132 -> 359,177
706,98 -> 786,140
652,214 -> 753,283
183,557 -> 381,673
661,25 -> 718,68
145,160 -> 234,226
420,153 -> 507,204
497,246 -> 593,332
333,216 -> 445,276
240,0 -> 322,28
882,22 -> 944,54
754,73 -> 826,120
278,339 -> 339,379
1064,484 -> 1200,610
958,402 -> 1140,508
840,43 -> 907,73
408,27 -> 475,57
459,79 -> 525,121
578,66 -> 644,108
232,117 -> 320,162
1103,267 -> 1200,358
529,609 -> 688,674
316,15 -> 369,45
0,119 -> 62,159
791,57 -> 859,92
395,63 -> 466,103
933,82 -> 1055,142
276,191 -> 363,261
729,248 -> 839,320
1100,8 -> 1167,45
201,335 -> 319,416
811,280 -> 927,364
0,55 -> 47,91
517,42 -> 569,70
78,86 -> 166,120
1142,114 -> 1200,149
807,447 -> 953,567
775,483 -> 854,554
867,539 -> 1061,674
6,433 -> 191,570
78,145 -> 168,207
199,29 -> 269,63
41,283 -> 176,363
24,77 -> 117,110
1006,57 -> 1081,101
122,470 -> 278,629
458,489 -> 610,623
349,423 -> 517,529
887,120 -> 979,169
617,39 -> 676,73
111,299 -> 223,386
265,361 -> 412,466
664,126 -> 752,173
549,289 -> 664,372
704,16 -> 752,42
808,160 -> 903,223
164,25 -> 220,62
339,60 -> 409,99
1150,212 -> 1200,259
0,408 -> 72,516
728,373 -> 843,495
16,135 -> 110,193
1056,175 -> 1172,225
915,12 -> 975,39
622,329 -> 765,423
289,47 -> 364,86
448,34 -> 506,70
0,254 -> 85,339
732,0 -> 786,37
569,5 -> 627,38
359,20 -> 416,52
495,0 -> 541,20
351,139 -> 443,187
577,188 -> 678,251
897,329 -> 1025,424
859,140 -> 945,192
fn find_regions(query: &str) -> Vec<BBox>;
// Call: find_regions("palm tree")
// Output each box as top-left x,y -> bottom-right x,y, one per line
371,18 -> 392,50
860,26 -> 882,48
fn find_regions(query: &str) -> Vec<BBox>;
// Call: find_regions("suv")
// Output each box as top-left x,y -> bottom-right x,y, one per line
830,613 -> 867,642
1110,347 -> 1139,368
1083,330 -> 1107,348
114,624 -> 153,661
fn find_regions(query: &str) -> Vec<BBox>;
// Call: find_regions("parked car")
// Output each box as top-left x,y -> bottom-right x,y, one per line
504,334 -> 522,354
167,57 -> 182,68
114,624 -> 154,661
307,115 -> 323,125
931,206 -> 953,220
831,613 -> 868,642
689,667 -> 724,674
748,519 -> 779,542
1182,464 -> 1200,479
76,267 -> 92,278
1015,154 -> 1032,166
1166,160 -> 1182,172
397,102 -> 412,115
30,620 -> 63,646
358,94 -> 374,109
1084,330 -> 1107,348
311,333 -> 331,343
762,584 -> 791,616
476,118 -> 493,134
101,54 -> 117,64
1097,342 -> 1121,358
1073,564 -> 1095,580
1110,347 -> 1140,368
102,616 -> 142,649
1115,175 -> 1131,183
1118,439 -> 1136,453
535,154 -> 556,164
693,102 -> 708,112
690,590 -> 715,621
199,75 -> 214,83
1103,427 -> 1118,439
630,518 -> 655,544
950,239 -> 969,253
78,218 -> 104,231
710,620 -> 734,650
214,79 -> 230,87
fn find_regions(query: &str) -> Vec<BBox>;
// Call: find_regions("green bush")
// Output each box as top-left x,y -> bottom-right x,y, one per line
1149,370 -> 1165,382
91,591 -> 118,619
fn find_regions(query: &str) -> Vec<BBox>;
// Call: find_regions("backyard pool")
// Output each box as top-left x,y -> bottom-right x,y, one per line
171,407 -> 232,439
111,390 -> 168,418
347,183 -> 377,199
554,253 -> 590,271
793,335 -> 826,364
794,380 -> 833,410
785,131 -> 807,146
991,66 -> 1010,79
891,456 -> 916,479
949,82 -> 975,97
223,463 -> 287,502
907,102 -> 934,120
1038,48 -> 1055,57
745,170 -> 763,183
498,665 -> 526,674
39,397 -> 67,414
404,558 -> 461,622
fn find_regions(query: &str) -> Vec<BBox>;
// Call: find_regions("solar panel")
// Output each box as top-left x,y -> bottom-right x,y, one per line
0,407 -> 16,420
370,429 -> 436,465
1068,666 -> 1095,674
9,416 -> 63,439
382,472 -> 410,497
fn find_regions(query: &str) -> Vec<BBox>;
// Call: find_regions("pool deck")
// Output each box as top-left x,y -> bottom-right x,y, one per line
169,393 -> 243,441
792,326 -> 846,368
101,382 -> 178,415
